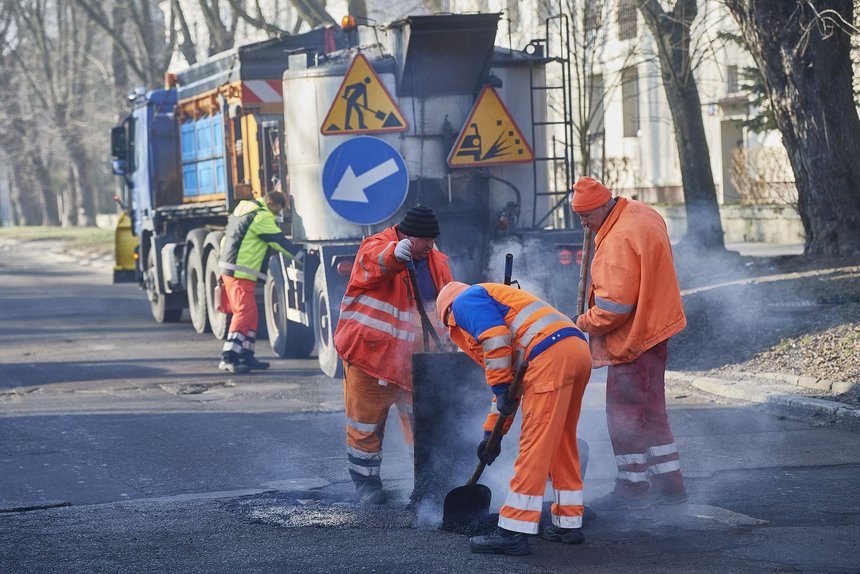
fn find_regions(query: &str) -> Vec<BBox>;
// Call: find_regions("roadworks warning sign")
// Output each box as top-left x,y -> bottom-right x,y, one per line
320,54 -> 408,135
447,85 -> 534,168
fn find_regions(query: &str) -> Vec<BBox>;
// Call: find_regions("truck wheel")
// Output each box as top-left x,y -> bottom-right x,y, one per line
204,234 -> 229,340
187,240 -> 210,334
145,247 -> 182,323
265,256 -> 314,358
313,265 -> 343,378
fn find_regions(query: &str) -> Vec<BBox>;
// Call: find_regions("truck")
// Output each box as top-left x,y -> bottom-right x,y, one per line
111,13 -> 585,378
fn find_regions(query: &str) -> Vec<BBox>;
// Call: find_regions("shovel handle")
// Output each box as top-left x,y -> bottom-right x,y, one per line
467,360 -> 528,485
406,258 -> 444,352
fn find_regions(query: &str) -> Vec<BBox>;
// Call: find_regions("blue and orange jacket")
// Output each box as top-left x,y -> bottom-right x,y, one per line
447,283 -> 585,432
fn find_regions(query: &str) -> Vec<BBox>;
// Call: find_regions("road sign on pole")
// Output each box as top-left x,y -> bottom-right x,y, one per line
322,136 -> 410,225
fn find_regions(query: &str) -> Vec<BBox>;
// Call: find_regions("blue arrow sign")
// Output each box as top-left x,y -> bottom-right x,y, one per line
322,136 -> 409,225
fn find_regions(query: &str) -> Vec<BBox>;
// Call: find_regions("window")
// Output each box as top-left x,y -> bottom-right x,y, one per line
727,65 -> 739,95
622,67 -> 640,137
589,74 -> 605,134
617,0 -> 638,40
585,3 -> 602,33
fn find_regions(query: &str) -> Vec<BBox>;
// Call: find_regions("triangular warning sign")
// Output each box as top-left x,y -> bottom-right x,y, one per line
320,54 -> 408,136
447,85 -> 534,168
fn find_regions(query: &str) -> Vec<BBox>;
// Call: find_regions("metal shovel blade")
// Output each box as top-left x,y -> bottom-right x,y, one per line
442,483 -> 492,531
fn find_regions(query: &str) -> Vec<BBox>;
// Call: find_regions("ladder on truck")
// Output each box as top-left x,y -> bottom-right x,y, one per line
526,13 -> 575,230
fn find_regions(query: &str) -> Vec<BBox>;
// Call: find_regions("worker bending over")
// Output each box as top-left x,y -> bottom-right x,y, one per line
436,281 -> 592,556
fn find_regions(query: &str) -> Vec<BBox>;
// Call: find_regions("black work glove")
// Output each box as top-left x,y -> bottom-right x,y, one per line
492,382 -> 514,416
477,431 -> 501,466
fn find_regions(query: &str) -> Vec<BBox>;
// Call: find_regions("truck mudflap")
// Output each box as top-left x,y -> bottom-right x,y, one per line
113,211 -> 138,284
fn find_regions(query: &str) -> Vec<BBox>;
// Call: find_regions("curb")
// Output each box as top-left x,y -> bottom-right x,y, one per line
667,371 -> 860,422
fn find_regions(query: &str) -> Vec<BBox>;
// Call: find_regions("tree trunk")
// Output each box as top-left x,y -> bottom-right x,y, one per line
725,0 -> 860,256
638,0 -> 725,251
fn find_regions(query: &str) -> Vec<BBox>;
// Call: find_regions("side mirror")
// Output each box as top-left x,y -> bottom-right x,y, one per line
111,159 -> 128,176
111,126 -> 128,161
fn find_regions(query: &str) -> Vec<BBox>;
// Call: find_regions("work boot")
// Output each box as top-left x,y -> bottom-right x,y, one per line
588,489 -> 650,511
238,352 -> 270,370
353,474 -> 387,505
542,524 -> 585,545
647,489 -> 688,506
219,352 -> 250,374
469,527 -> 531,556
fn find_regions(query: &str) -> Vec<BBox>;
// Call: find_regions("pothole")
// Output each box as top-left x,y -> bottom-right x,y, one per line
159,381 -> 235,395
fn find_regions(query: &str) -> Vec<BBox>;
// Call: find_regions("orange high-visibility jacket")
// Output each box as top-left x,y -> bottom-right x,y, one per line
576,197 -> 686,366
334,227 -> 453,390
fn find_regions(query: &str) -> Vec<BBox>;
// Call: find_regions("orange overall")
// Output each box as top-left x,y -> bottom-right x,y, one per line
445,283 -> 592,534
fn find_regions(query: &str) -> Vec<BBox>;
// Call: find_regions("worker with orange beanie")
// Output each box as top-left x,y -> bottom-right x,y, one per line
570,176 -> 688,510
334,205 -> 453,505
436,281 -> 592,556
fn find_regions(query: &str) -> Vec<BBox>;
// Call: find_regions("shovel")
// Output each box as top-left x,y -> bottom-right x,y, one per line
442,360 -> 528,530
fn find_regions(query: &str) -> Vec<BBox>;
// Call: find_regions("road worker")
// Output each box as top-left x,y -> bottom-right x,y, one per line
570,176 -> 688,509
436,281 -> 592,556
218,191 -> 295,374
334,205 -> 453,505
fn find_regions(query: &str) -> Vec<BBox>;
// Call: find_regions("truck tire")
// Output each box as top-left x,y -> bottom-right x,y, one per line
313,265 -> 343,378
204,232 -> 229,340
145,247 -> 182,323
186,237 -> 210,334
265,256 -> 314,358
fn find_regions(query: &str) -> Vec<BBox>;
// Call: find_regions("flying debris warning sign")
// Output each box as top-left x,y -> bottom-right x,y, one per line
447,85 -> 534,168
320,54 -> 408,135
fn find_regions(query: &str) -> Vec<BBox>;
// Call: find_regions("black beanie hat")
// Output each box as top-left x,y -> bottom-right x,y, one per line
397,205 -> 440,238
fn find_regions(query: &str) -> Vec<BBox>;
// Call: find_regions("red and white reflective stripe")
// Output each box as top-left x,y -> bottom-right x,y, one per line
242,80 -> 283,103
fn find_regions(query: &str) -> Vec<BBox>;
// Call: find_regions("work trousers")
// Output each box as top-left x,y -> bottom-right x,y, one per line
221,275 -> 257,357
606,339 -> 685,498
498,336 -> 592,534
343,361 -> 414,485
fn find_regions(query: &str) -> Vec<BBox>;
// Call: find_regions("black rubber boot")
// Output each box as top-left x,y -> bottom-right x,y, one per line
542,524 -> 585,544
351,472 -> 387,505
219,351 -> 249,374
469,527 -> 531,556
239,352 -> 270,370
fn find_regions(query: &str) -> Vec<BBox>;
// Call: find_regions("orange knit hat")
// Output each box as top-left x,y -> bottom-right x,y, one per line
571,177 -> 612,212
436,281 -> 469,324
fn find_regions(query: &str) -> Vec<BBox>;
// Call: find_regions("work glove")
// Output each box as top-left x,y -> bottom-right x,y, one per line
492,382 -> 515,416
477,431 -> 501,466
394,238 -> 413,262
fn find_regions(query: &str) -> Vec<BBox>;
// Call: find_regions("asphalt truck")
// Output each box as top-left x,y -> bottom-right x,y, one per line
111,13 -> 585,378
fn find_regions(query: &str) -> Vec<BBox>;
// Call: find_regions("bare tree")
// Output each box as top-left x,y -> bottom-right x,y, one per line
725,0 -> 860,256
636,0 -> 726,251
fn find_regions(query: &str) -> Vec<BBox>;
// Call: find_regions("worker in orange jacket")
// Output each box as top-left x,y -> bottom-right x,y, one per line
334,205 -> 453,505
436,281 -> 592,556
571,176 -> 688,510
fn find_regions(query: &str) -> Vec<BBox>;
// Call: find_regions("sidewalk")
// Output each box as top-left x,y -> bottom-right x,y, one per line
667,369 -> 860,426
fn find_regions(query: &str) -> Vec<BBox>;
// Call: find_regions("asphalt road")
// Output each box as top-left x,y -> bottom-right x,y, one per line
0,242 -> 858,573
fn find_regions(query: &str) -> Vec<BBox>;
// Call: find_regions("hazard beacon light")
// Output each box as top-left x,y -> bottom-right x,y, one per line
341,15 -> 356,30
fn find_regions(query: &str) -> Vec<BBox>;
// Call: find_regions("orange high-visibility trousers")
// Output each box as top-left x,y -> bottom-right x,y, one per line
497,336 -> 592,534
343,361 -> 414,483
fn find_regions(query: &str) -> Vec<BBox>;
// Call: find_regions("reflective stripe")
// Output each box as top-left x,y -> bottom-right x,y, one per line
617,471 -> 648,482
222,340 -> 242,353
396,402 -> 413,417
218,261 -> 267,280
378,242 -> 396,275
485,356 -> 512,370
347,445 -> 381,460
509,301 -> 545,338
504,491 -> 544,512
481,334 -> 511,352
346,417 -> 380,434
342,294 -> 414,323
648,460 -> 681,476
339,310 -> 416,342
647,443 -> 678,458
552,514 -> 583,529
497,515 -> 539,534
554,489 -> 583,506
616,453 -> 648,466
347,462 -> 380,477
518,312 -> 572,348
594,295 -> 634,314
